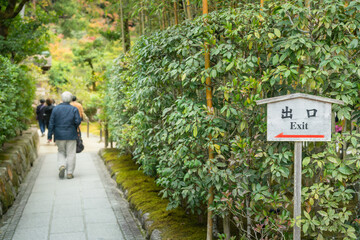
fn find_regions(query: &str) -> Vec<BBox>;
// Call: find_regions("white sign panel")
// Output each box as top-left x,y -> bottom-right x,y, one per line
267,98 -> 331,141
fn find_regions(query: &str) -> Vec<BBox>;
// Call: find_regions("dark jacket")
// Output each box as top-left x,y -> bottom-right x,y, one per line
36,104 -> 46,120
48,103 -> 81,141
44,104 -> 54,126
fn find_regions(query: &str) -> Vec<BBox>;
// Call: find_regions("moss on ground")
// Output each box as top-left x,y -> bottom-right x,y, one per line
101,149 -> 206,240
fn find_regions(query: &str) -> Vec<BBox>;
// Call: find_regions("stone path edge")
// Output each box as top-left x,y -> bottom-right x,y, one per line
93,151 -> 146,239
0,154 -> 44,240
98,149 -> 162,240
0,128 -> 39,219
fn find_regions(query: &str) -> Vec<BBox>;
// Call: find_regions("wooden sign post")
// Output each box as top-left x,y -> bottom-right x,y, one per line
256,93 -> 344,240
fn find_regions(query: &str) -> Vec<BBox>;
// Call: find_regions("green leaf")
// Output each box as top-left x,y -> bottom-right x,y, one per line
279,53 -> 287,63
274,28 -> 281,38
327,156 -> 338,164
303,222 -> 309,233
347,232 -> 356,239
317,234 -> 324,240
348,39 -> 358,49
193,125 -> 198,137
338,166 -> 352,175
318,210 -> 327,217
303,157 -> 311,166
214,144 -> 221,151
211,69 -> 217,78
186,58 -> 194,66
268,33 -> 275,39
226,61 -> 234,71
272,54 -> 279,65
351,137 -> 357,147
181,73 -> 187,81
230,108 -> 237,115
240,121 -> 247,132
304,211 -> 311,220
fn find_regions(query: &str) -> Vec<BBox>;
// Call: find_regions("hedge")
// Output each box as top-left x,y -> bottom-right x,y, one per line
0,56 -> 35,147
106,0 -> 360,238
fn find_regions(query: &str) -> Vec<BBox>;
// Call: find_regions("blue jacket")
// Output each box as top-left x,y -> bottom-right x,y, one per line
48,103 -> 81,140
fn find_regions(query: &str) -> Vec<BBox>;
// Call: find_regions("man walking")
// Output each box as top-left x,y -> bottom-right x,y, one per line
48,92 -> 81,179
36,99 -> 46,136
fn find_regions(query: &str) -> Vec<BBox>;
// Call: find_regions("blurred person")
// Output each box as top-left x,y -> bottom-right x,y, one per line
70,96 -> 86,120
48,92 -> 81,179
44,98 -> 55,130
36,99 -> 46,136
43,99 -> 55,143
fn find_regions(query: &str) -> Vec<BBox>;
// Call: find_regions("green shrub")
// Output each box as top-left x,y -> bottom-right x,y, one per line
0,56 -> 35,147
106,0 -> 360,238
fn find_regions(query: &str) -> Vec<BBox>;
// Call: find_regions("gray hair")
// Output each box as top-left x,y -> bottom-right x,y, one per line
61,91 -> 73,103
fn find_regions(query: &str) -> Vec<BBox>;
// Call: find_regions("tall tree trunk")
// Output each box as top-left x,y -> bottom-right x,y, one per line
123,18 -> 130,52
186,0 -> 192,20
182,0 -> 187,20
162,0 -> 166,29
203,1 -> 214,239
141,2 -> 145,34
158,16 -> 162,30
105,122 -> 109,148
246,195 -> 252,239
0,22 -> 9,39
223,215 -> 231,240
147,14 -> 151,32
119,0 -> 126,52
174,1 -> 179,25
167,9 -> 171,26
86,59 -> 96,90
138,15 -> 142,36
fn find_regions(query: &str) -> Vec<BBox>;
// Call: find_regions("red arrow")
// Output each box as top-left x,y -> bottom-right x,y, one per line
275,133 -> 325,138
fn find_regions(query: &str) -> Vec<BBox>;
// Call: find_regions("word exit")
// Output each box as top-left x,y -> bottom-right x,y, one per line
290,122 -> 308,130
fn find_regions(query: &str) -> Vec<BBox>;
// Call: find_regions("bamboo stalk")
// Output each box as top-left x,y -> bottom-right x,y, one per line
174,0 -> 179,25
182,0 -> 187,19
162,0 -> 166,29
259,0 -> 264,17
187,0 -> 192,20
141,3 -> 145,34
119,0 -> 126,52
203,1 -> 214,239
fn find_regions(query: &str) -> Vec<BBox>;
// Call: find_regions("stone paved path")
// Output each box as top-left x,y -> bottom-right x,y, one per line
0,132 -> 145,240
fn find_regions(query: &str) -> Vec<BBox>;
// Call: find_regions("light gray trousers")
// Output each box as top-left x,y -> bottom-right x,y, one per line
56,140 -> 76,174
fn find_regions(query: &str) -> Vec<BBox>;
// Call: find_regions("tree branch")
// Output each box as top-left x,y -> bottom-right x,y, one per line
0,0 -> 30,19
12,0 -> 30,18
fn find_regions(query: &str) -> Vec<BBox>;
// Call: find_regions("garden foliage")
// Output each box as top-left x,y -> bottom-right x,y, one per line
0,56 -> 35,147
106,0 -> 360,238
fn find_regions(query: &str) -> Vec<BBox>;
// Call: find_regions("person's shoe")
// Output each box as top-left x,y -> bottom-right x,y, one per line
58,166 -> 65,179
41,133 -> 45,137
67,174 -> 74,179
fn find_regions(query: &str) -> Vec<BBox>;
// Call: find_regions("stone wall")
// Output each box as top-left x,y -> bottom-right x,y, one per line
0,128 -> 39,216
